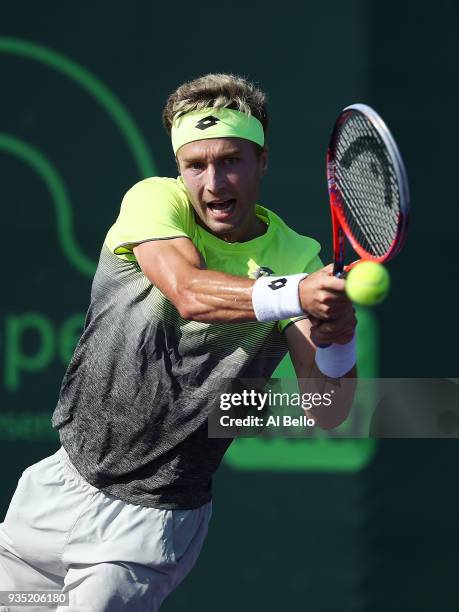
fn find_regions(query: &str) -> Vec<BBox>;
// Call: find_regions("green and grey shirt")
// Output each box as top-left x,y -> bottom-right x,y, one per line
51,176 -> 322,509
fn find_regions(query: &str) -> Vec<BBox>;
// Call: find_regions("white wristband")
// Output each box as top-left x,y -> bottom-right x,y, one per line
315,335 -> 357,378
252,274 -> 307,322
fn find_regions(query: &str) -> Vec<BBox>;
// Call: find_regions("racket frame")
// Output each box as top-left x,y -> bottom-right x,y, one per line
327,103 -> 410,275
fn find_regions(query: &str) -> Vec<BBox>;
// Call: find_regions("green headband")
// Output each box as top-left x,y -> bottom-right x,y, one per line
171,107 -> 265,155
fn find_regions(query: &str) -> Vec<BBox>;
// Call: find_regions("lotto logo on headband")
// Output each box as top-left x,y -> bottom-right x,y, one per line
195,116 -> 220,130
171,107 -> 264,154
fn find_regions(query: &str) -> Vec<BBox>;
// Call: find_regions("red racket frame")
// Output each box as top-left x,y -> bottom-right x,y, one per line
326,105 -> 410,276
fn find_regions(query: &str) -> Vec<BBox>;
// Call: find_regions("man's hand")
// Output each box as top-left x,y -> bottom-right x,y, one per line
299,264 -> 357,346
309,309 -> 357,346
299,264 -> 347,319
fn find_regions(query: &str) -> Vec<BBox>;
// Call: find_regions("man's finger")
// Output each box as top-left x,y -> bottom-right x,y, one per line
321,276 -> 346,292
321,291 -> 350,304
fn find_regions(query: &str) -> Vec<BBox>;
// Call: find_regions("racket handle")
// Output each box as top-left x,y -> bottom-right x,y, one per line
315,266 -> 346,348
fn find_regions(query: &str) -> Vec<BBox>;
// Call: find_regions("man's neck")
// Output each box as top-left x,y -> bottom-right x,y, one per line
199,213 -> 268,243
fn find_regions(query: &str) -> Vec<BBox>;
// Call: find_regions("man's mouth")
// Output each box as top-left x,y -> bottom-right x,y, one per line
207,199 -> 236,219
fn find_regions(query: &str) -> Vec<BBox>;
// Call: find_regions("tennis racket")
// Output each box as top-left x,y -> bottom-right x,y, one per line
327,103 -> 410,276
316,104 -> 410,347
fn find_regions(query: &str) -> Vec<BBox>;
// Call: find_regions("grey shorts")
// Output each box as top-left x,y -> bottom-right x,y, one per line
0,446 -> 212,611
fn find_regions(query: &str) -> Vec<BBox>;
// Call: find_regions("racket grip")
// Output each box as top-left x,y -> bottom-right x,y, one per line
314,268 -> 346,348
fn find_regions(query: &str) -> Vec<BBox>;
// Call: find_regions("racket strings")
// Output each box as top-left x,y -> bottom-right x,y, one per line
333,113 -> 401,258
338,147 -> 398,255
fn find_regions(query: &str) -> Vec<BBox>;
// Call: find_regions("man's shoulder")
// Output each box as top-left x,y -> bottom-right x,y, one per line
124,176 -> 188,202
260,205 -> 321,255
104,176 -> 194,258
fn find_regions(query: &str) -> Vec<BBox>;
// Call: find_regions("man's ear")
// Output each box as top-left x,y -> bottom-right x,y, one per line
260,145 -> 269,176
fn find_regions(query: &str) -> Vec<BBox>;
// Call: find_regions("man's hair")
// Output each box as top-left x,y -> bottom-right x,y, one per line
162,73 -> 268,137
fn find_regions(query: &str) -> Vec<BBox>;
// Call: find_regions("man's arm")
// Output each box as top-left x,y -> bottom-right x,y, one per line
133,237 -> 348,324
133,237 -> 254,322
285,317 -> 357,430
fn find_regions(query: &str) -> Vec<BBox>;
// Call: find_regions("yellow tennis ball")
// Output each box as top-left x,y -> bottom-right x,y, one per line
345,261 -> 390,306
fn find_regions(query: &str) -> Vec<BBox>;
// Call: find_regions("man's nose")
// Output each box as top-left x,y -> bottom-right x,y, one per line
204,165 -> 226,194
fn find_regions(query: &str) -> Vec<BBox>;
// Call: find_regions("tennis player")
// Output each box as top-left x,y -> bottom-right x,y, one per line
0,73 -> 357,611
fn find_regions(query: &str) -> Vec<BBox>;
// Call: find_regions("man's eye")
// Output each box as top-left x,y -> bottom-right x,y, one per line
225,157 -> 238,165
190,162 -> 204,170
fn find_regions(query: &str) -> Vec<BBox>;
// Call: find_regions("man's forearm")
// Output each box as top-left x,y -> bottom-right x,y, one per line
297,363 -> 357,430
177,269 -> 256,322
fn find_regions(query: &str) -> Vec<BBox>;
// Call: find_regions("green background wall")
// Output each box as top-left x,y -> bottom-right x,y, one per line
1,1 -> 458,610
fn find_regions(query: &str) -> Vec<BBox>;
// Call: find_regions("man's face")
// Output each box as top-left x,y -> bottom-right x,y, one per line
177,137 -> 268,243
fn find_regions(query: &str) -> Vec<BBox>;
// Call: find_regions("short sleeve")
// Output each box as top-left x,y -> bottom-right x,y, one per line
105,178 -> 193,257
277,254 -> 324,333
